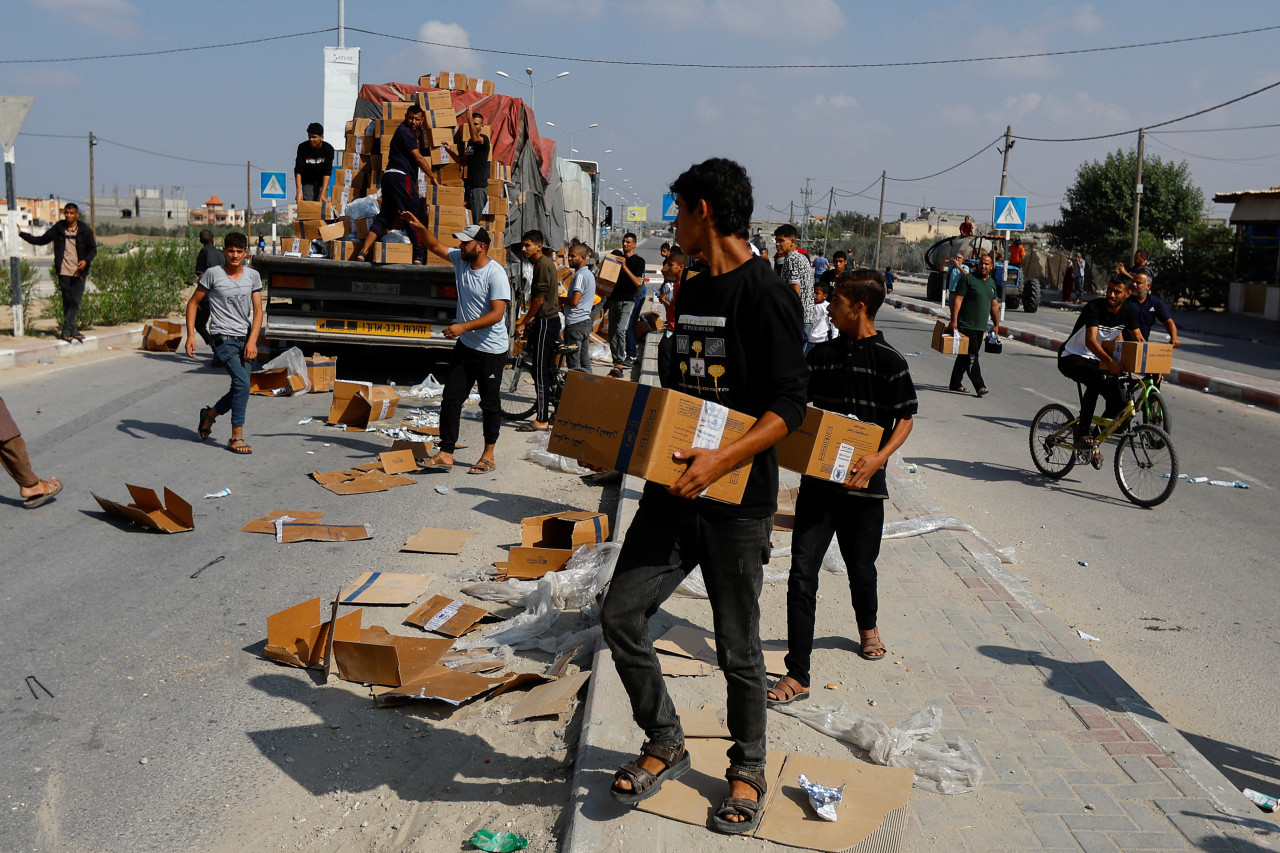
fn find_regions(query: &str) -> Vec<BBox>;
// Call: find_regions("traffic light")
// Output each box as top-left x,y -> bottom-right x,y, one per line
603,206 -> 613,229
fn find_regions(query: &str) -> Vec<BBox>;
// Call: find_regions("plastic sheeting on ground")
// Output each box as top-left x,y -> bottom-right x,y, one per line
522,432 -> 590,475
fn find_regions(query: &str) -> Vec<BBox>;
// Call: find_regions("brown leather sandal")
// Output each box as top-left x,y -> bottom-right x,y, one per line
709,765 -> 767,835
610,741 -> 691,805
859,627 -> 887,661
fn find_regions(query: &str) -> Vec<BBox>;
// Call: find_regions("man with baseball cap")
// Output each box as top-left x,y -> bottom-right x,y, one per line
400,215 -> 510,474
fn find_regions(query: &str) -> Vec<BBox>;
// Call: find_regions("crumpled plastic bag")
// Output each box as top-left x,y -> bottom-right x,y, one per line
259,346 -> 311,394
343,194 -> 380,221
456,542 -> 620,650
407,374 -> 445,398
778,704 -> 982,795
588,340 -> 611,364
383,229 -> 411,244
523,432 -> 590,475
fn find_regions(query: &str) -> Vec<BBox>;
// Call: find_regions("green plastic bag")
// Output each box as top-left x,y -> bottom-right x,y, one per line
470,829 -> 529,852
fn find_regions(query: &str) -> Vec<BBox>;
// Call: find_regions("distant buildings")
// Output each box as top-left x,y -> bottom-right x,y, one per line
188,194 -> 246,228
99,186 -> 188,228
895,208 -> 976,241
1212,187 -> 1280,320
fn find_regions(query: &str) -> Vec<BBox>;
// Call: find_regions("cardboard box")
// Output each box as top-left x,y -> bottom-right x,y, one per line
328,380 -> 401,430
424,185 -> 466,207
279,235 -> 311,256
141,319 -> 183,352
317,220 -> 351,242
597,253 -> 624,285
406,595 -> 489,637
305,353 -> 337,393
333,626 -> 453,686
250,366 -> 308,396
548,372 -> 755,504
776,406 -> 885,484
485,196 -> 509,216
241,509 -> 326,534
469,77 -> 495,95
402,527 -> 475,555
338,150 -> 371,172
506,511 -> 611,578
91,484 -> 194,533
345,118 -> 374,137
375,241 -> 414,264
931,320 -> 969,354
296,199 -> 335,221
274,519 -> 373,543
417,90 -> 454,112
381,100 -> 412,121
264,598 -> 362,669
425,108 -> 457,130
294,219 -> 325,240
1113,340 -> 1173,374
437,71 -> 469,91
312,465 -> 416,495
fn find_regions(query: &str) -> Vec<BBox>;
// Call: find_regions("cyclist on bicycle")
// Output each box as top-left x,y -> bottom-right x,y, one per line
1056,274 -> 1144,447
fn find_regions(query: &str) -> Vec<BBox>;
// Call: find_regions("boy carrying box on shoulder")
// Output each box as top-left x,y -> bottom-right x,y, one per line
767,268 -> 917,707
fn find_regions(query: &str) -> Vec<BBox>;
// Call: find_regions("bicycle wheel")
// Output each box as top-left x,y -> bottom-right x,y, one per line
1141,387 -> 1172,437
499,358 -> 537,420
1029,403 -> 1077,479
1114,424 -> 1178,507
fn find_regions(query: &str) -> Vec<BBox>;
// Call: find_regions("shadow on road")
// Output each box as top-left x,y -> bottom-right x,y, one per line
975,644 -> 1158,721
962,413 -> 1031,431
117,417 -> 195,442
1179,728 -> 1280,805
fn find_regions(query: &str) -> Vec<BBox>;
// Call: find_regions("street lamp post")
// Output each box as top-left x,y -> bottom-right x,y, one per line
544,121 -> 597,158
495,68 -> 569,111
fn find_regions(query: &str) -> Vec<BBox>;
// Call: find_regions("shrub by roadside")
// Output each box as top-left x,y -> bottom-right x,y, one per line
43,239 -> 197,329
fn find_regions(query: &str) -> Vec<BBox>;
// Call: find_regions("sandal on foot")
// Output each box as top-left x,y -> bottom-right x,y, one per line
419,454 -> 454,470
610,741 -> 691,805
467,458 -> 496,475
709,766 -> 767,835
228,437 -> 253,455
515,423 -> 551,432
197,406 -> 217,441
859,627 -> 887,661
766,676 -> 809,706
23,477 -> 62,509
950,385 -> 969,394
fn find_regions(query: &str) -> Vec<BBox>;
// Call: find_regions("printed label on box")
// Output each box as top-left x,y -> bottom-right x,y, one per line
829,442 -> 856,484
692,401 -> 728,450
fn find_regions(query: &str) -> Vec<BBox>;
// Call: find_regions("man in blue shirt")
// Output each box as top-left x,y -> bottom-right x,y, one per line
401,216 -> 510,475
1127,272 -> 1180,348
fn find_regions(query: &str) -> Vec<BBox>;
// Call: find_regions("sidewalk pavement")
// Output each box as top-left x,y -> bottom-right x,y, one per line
884,291 -> 1280,412
0,325 -> 144,369
563,344 -> 1278,852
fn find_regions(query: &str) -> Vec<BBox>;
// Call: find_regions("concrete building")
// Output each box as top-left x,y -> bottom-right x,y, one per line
894,208 -> 978,241
1213,187 -> 1280,320
0,197 -> 62,259
100,185 -> 188,228
188,194 -> 246,228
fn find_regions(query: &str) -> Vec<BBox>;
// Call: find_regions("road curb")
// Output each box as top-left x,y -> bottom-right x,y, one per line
0,326 -> 144,370
885,295 -> 1280,413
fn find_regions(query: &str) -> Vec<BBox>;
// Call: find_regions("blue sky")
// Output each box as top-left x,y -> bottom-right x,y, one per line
4,0 -> 1278,227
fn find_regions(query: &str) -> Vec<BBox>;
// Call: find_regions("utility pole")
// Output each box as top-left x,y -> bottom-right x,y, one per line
246,161 -> 252,232
872,171 -> 886,270
999,124 -> 1013,196
1131,127 -> 1145,257
88,132 -> 96,227
822,187 -> 834,257
789,200 -> 794,225
800,177 -> 813,244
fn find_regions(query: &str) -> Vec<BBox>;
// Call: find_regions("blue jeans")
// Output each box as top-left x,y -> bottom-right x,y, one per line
212,337 -> 251,427
601,498 -> 772,771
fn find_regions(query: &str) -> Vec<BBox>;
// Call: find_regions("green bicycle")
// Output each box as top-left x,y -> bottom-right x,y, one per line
1029,374 -> 1179,507
1132,372 -> 1171,436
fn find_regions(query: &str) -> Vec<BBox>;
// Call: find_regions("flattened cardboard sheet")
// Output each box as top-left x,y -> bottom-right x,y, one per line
311,467 -> 416,495
659,656 -> 716,677
679,704 -> 730,738
402,527 -> 475,555
390,439 -> 436,459
508,671 -> 590,721
264,598 -> 362,669
372,665 -> 512,707
275,519 -> 373,543
440,648 -> 506,673
339,571 -> 433,605
379,449 -> 421,474
241,510 -> 326,534
92,484 -> 194,533
654,625 -> 786,677
638,739 -> 784,828
406,595 -> 488,636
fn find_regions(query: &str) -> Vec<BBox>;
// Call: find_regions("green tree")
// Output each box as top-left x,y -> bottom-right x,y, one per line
1047,148 -> 1204,264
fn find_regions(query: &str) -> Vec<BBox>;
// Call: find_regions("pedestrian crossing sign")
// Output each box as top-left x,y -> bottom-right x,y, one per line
661,193 -> 678,221
260,171 -> 287,199
992,195 -> 1027,231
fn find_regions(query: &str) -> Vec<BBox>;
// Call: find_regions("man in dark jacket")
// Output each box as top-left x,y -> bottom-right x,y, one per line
19,203 -> 96,342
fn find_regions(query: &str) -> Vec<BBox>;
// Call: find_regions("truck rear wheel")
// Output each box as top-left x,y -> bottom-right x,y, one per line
1023,278 -> 1041,313
1006,295 -> 1021,310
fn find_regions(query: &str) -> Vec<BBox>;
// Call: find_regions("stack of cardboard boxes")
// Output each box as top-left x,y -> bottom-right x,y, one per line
297,72 -> 511,266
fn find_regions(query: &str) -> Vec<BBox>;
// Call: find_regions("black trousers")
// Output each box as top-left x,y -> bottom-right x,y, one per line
949,329 -> 986,390
438,342 -> 504,454
784,482 -> 884,688
1058,354 -> 1124,436
57,275 -> 86,336
528,315 -> 562,422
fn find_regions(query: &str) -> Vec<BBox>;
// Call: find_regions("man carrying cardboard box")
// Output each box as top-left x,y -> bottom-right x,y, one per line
350,105 -> 437,264
600,158 -> 808,835
400,216 -> 509,474
293,122 -> 335,203
946,251 -> 1001,397
604,233 -> 646,377
768,269 -> 916,710
442,110 -> 491,224
186,232 -> 265,455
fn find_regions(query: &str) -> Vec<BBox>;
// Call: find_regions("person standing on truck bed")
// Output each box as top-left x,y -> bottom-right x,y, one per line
400,215 -> 509,476
443,110 -> 491,225
350,105 -> 437,264
514,230 -> 561,432
293,122 -> 335,202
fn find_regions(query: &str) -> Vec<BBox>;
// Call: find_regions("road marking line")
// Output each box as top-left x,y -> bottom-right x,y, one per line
1217,466 -> 1271,490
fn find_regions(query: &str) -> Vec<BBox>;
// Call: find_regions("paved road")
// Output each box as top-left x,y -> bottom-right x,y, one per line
870,302 -> 1280,798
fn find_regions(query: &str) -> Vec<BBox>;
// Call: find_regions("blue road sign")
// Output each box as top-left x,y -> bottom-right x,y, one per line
992,195 -> 1027,231
260,171 -> 288,199
661,193 -> 678,222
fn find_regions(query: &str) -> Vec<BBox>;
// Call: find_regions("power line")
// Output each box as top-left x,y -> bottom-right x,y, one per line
1147,135 -> 1280,163
1151,121 -> 1280,134
18,131 -> 257,169
347,23 -> 1280,71
0,30 -> 331,63
887,135 -> 1004,182
1014,78 -> 1280,142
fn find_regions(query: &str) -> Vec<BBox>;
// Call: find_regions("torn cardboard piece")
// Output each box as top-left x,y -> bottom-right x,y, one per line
275,517 -> 372,543
638,739 -> 784,831
333,625 -> 453,686
264,597 -> 362,669
680,705 -> 731,739
440,647 -> 506,673
311,466 -> 416,495
339,571 -> 434,606
92,484 -> 194,533
654,625 -> 787,677
391,439 -> 437,459
508,671 -> 590,721
406,595 -> 489,636
372,665 -> 512,707
379,449 -> 422,474
505,510 -> 610,579
328,380 -> 401,431
241,510 -> 326,534
250,367 -> 308,397
402,527 -> 475,555
141,320 -> 183,352
659,657 -> 716,677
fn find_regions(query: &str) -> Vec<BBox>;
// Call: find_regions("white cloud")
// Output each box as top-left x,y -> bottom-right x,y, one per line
1071,5 -> 1103,34
987,91 -> 1042,123
29,0 -> 138,36
637,0 -> 845,39
413,21 -> 482,75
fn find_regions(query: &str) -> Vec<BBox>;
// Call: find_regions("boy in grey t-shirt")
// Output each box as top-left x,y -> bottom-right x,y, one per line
562,243 -> 596,373
185,232 -> 264,454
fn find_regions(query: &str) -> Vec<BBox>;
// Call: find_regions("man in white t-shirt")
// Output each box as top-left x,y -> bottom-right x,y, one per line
401,215 -> 511,475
